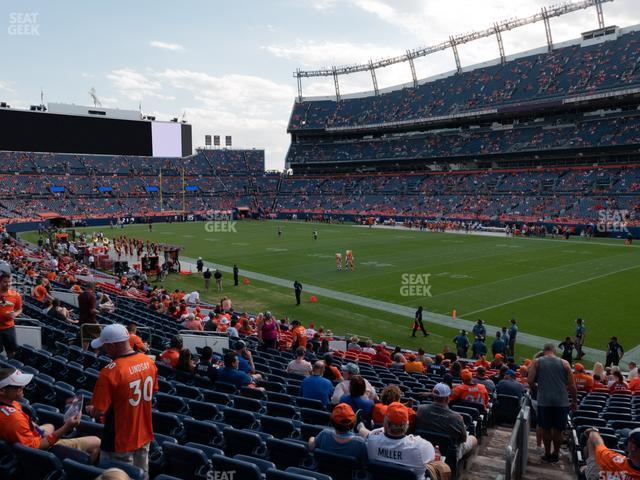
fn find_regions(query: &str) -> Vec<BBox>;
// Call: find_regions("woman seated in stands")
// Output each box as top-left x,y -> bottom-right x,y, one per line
391,346 -> 407,364
175,349 -> 196,375
48,298 -> 78,324
339,375 -> 374,420
238,317 -> 255,336
96,292 -> 115,313
608,369 -> 629,393
390,354 -> 406,371
372,385 -> 416,430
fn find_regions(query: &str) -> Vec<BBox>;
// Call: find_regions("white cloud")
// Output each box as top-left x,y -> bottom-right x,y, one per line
0,81 -> 17,95
308,0 -> 340,11
149,40 -> 185,51
107,68 -> 175,101
114,69 -> 296,169
263,39 -> 402,68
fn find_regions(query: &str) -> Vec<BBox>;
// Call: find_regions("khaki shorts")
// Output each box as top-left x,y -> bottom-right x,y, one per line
57,436 -> 96,452
101,443 -> 150,480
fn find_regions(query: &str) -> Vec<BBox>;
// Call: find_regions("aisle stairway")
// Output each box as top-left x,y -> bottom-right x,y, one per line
459,426 -> 577,480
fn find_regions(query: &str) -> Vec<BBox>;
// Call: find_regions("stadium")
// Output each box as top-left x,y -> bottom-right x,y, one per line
0,0 -> 639,479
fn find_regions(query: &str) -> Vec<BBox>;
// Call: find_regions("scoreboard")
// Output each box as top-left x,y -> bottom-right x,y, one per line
0,104 -> 192,157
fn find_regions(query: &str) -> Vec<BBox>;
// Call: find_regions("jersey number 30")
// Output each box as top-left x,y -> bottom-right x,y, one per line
129,376 -> 154,406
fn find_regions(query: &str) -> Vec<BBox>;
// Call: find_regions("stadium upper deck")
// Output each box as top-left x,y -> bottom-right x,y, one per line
288,27 -> 640,132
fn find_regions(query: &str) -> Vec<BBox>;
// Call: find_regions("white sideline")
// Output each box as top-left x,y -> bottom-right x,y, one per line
181,255 -> 632,363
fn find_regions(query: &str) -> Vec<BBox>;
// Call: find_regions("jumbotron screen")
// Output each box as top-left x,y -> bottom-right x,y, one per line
0,108 -> 192,157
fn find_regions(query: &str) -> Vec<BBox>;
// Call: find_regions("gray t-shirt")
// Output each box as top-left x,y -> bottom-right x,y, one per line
535,355 -> 569,407
415,403 -> 466,445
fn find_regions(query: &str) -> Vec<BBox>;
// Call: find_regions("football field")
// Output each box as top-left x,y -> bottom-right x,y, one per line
24,220 -> 640,362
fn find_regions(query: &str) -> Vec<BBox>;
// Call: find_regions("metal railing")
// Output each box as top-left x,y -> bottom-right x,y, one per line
504,399 -> 531,480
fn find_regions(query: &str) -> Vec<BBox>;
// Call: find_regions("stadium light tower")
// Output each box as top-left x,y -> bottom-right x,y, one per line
293,0 -> 614,100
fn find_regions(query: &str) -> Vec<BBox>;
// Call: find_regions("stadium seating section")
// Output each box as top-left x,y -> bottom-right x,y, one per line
288,30 -> 640,131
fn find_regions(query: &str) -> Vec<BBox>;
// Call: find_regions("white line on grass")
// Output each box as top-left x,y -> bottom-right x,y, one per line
180,255 -> 628,363
462,264 -> 640,317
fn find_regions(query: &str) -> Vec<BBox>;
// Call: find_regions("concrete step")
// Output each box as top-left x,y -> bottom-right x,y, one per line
458,427 -> 578,480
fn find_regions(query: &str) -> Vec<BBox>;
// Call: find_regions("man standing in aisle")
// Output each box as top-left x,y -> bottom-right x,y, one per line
528,343 -> 577,464
0,273 -> 22,359
87,324 -> 158,479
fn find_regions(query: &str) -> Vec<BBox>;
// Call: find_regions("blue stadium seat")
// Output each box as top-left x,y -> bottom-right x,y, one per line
299,424 -> 324,440
285,467 -> 332,480
494,394 -> 521,425
223,427 -> 266,457
13,443 -> 63,479
162,443 -> 211,480
155,392 -> 190,414
300,408 -> 330,426
175,384 -> 204,400
233,395 -> 265,413
211,454 -> 262,480
266,438 -> 310,470
295,397 -> 325,411
152,411 -> 186,440
97,459 -> 144,480
187,400 -> 221,421
214,382 -> 238,394
62,459 -> 105,480
313,448 -> 365,480
183,418 -> 224,447
260,415 -> 298,439
266,469 -> 319,480
222,407 -> 258,429
234,454 -> 276,474
367,460 -> 418,480
202,390 -> 232,406
266,401 -> 298,420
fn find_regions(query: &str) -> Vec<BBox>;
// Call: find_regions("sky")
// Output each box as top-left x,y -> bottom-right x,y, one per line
1,0 -> 639,170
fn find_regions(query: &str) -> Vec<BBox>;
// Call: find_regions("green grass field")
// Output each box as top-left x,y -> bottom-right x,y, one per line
22,221 -> 640,362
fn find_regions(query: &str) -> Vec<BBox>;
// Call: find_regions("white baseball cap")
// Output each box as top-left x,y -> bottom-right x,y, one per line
91,324 -> 130,349
0,369 -> 33,389
433,383 -> 452,398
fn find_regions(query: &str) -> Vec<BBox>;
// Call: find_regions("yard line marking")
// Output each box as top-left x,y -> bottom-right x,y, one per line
180,255 -> 616,362
462,264 -> 640,317
430,251 -> 634,299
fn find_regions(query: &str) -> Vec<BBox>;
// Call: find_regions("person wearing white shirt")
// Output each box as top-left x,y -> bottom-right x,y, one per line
359,402 -> 435,480
185,291 -> 200,305
331,363 -> 377,404
362,340 -> 376,355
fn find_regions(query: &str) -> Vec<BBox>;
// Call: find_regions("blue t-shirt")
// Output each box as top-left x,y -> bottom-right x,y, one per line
508,325 -> 518,341
339,395 -> 374,416
300,375 -> 334,406
217,367 -> 251,388
237,355 -> 252,374
314,429 -> 368,464
496,379 -> 525,399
